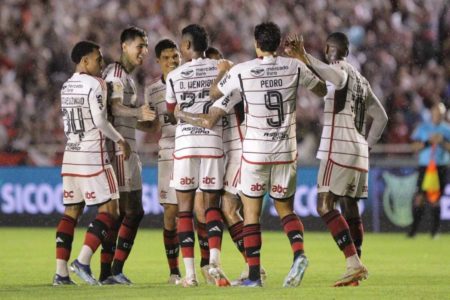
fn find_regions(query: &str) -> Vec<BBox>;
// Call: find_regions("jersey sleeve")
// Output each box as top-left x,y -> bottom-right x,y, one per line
297,61 -> 321,91
212,90 -> 242,114
217,66 -> 240,98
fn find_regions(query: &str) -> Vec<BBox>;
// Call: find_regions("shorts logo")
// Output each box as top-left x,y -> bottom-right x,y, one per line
63,190 -> 74,198
202,177 -> 216,185
362,185 -> 368,193
160,190 -> 167,200
180,177 -> 195,185
271,184 -> 288,194
85,192 -> 96,199
250,183 -> 265,192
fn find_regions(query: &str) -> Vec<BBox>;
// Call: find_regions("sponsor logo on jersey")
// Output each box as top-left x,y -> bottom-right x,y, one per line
250,183 -> 266,192
250,67 -> 265,77
202,177 -> 216,185
180,177 -> 195,185
181,69 -> 194,78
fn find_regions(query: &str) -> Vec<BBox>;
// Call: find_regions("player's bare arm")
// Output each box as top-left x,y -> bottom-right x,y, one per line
365,86 -> 388,148
210,59 -> 233,100
117,139 -> 131,159
111,97 -> 156,121
175,105 -> 225,129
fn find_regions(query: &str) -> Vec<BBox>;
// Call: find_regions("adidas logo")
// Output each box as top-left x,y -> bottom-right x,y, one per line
56,237 -> 64,243
182,237 -> 194,244
251,249 -> 260,255
292,234 -> 303,240
209,226 -> 221,232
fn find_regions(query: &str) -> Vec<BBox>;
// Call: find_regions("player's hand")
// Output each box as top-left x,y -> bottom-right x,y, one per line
284,34 -> 307,62
174,104 -> 181,119
137,104 -> 156,121
117,139 -> 131,160
217,59 -> 233,72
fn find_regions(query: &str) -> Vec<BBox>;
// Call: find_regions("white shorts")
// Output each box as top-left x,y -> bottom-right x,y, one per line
158,159 -> 177,205
317,160 -> 368,198
62,165 -> 119,206
224,161 -> 241,195
113,153 -> 142,193
172,157 -> 224,191
240,160 -> 296,199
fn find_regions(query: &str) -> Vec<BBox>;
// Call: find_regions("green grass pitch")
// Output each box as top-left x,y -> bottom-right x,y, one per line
0,228 -> 449,299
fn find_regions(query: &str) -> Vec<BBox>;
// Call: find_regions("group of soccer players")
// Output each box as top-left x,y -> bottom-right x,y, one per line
54,21 -> 388,288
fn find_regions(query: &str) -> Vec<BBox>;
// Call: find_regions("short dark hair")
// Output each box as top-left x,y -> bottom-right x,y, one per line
327,32 -> 349,57
71,41 -> 100,64
254,22 -> 281,52
155,39 -> 178,58
120,26 -> 147,44
181,24 -> 209,52
205,47 -> 223,59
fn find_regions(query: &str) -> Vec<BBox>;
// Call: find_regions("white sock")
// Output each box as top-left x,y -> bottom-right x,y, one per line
77,245 -> 93,265
183,258 -> 195,279
346,254 -> 362,269
56,259 -> 69,277
209,248 -> 221,266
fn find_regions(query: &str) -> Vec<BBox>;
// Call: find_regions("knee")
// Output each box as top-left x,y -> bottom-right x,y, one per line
316,194 -> 334,217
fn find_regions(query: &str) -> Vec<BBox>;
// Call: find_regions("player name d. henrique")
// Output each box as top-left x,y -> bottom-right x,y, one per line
180,79 -> 213,89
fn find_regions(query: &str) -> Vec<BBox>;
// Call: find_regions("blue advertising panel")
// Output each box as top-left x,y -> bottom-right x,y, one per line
0,166 -> 448,232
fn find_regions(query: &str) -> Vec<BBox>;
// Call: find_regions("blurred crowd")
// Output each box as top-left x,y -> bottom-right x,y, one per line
0,0 -> 449,165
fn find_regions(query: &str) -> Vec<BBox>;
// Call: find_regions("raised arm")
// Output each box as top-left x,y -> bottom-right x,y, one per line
210,59 -> 233,100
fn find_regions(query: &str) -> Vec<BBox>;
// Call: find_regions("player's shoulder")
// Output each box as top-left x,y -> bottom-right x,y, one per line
80,73 -> 107,90
103,62 -> 125,81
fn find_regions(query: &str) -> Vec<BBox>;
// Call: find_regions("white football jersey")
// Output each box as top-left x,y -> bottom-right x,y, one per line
317,60 -> 381,172
145,77 -> 175,161
218,55 -> 319,164
103,62 -> 138,154
166,57 -> 223,159
61,73 -> 111,176
212,91 -> 244,161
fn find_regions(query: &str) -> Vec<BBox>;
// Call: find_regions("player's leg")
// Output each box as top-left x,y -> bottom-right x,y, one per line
340,197 -> 363,258
162,203 -> 181,282
173,157 -> 199,287
200,157 -> 230,286
71,166 -> 120,285
238,160 -> 267,287
194,191 -> 213,284
111,189 -> 144,283
110,154 -> 144,283
408,167 -> 427,237
54,180 -> 85,285
316,160 -> 367,286
221,191 -> 245,259
270,163 -> 307,287
222,160 -> 246,260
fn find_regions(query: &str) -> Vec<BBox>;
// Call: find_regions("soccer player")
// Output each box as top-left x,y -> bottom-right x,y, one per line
144,39 -> 182,284
166,24 -> 229,287
209,22 -> 327,287
54,40 -> 131,286
176,46 -> 262,284
285,32 -> 388,286
408,102 -> 450,238
101,26 -> 156,285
